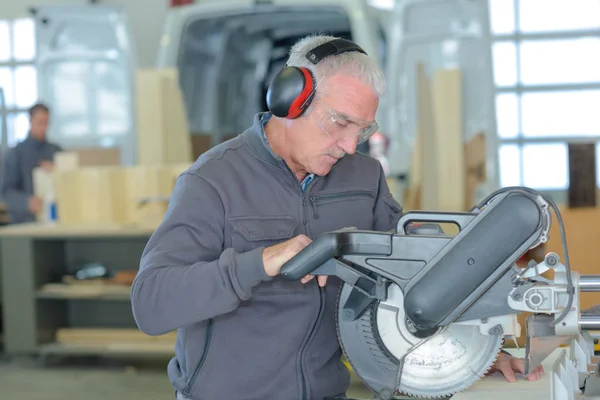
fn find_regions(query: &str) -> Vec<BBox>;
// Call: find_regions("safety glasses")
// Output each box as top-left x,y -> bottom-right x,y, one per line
315,108 -> 379,144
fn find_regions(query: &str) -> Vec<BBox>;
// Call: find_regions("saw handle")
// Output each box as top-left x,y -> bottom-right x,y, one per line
397,211 -> 475,235
280,230 -> 392,281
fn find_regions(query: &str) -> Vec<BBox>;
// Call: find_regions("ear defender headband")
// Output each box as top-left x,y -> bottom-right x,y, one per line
266,38 -> 367,119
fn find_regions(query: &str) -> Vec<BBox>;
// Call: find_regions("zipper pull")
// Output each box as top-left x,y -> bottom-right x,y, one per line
310,197 -> 318,219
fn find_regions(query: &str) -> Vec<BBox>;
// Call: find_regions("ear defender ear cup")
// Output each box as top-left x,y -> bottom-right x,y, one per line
266,66 -> 315,119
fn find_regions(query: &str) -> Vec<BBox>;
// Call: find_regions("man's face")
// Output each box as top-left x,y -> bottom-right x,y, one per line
289,74 -> 379,177
30,110 -> 49,140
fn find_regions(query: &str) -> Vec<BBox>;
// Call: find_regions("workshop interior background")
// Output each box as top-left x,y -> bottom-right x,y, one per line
0,0 -> 600,399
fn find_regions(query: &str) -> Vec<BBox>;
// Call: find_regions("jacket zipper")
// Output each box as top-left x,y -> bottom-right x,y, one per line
183,319 -> 213,396
310,190 -> 374,219
279,166 -> 324,400
280,163 -> 328,400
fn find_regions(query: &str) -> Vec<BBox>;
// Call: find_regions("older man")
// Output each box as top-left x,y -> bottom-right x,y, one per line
2,103 -> 61,224
131,35 -> 541,400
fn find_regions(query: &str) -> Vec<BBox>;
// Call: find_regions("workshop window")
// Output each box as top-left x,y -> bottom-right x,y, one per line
488,0 -> 600,195
0,17 -> 38,148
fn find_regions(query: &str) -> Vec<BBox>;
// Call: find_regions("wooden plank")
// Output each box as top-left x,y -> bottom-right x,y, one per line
70,147 -> 120,166
37,283 -> 132,301
135,69 -> 192,165
0,222 -> 154,238
431,68 -> 465,211
416,63 -> 437,211
568,142 -> 596,208
55,328 -> 176,344
135,69 -> 166,165
40,342 -> 175,357
162,69 -> 193,164
412,65 -> 465,211
464,133 -> 486,210
54,152 -> 79,171
453,348 -> 562,399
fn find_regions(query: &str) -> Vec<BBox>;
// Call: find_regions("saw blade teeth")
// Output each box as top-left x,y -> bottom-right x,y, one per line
336,282 -> 509,399
397,338 -> 506,399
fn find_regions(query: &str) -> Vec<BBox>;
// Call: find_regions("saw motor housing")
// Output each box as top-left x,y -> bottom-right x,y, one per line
279,187 -> 592,399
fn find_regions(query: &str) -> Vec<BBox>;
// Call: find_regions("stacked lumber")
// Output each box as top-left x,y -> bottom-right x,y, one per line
33,155 -> 191,226
28,68 -> 194,227
404,64 -> 486,212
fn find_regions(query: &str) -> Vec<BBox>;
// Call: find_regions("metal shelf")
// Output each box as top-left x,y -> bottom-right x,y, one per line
36,283 -> 131,301
39,342 -> 174,358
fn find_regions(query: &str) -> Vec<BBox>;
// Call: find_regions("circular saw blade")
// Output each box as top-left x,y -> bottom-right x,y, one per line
400,330 -> 502,398
338,283 -> 503,399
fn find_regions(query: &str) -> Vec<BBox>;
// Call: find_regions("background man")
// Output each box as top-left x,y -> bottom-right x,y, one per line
131,35 -> 542,400
1,103 -> 62,224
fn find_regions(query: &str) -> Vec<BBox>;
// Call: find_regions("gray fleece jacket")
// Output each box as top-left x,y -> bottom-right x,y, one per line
131,112 -> 403,400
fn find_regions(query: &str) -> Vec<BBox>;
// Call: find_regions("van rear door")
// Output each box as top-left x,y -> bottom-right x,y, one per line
157,0 -> 382,149
384,0 -> 499,191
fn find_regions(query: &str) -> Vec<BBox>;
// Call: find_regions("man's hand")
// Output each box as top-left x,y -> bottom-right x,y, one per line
39,160 -> 55,172
487,352 -> 544,383
28,196 -> 43,214
262,235 -> 328,286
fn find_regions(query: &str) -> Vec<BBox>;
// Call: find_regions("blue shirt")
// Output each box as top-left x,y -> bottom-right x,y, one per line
260,113 -> 315,192
2,136 -> 62,223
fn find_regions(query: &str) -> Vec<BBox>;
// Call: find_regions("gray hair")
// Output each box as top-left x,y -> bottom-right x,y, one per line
285,35 -> 386,113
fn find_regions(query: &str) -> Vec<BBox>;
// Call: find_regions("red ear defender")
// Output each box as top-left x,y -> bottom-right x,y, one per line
265,38 -> 368,119
287,67 -> 315,118
266,66 -> 315,119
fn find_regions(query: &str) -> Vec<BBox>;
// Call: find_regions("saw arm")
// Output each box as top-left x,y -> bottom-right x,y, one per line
280,187 -> 600,399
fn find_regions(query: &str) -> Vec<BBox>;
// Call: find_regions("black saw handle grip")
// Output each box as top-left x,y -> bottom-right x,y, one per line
280,230 -> 392,281
396,211 -> 475,235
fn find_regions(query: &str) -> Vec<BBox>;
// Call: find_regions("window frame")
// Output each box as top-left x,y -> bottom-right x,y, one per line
0,17 -> 38,148
489,0 -> 600,203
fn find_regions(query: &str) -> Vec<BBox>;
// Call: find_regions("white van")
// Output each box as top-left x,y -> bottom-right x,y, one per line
156,0 -> 386,151
32,0 -> 499,190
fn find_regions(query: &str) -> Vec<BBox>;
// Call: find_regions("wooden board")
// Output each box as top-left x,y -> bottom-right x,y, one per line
0,222 -> 154,238
53,167 -> 128,224
70,147 -> 120,166
410,65 -> 465,211
431,68 -> 465,211
44,163 -> 191,226
135,69 -> 193,165
452,349 -> 595,399
568,143 -> 597,208
416,63 -> 437,211
464,133 -> 486,210
32,167 -> 54,222
54,152 -> 79,171
55,328 -> 176,344
37,283 -> 132,300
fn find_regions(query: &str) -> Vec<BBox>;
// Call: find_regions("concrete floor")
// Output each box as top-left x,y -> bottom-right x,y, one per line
0,356 -> 373,400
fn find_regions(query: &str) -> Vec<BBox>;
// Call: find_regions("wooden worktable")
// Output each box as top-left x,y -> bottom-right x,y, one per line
0,221 -> 155,357
454,348 -> 599,399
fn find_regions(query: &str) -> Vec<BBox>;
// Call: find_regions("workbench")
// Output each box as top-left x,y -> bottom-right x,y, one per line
454,348 -> 599,400
0,222 -> 175,359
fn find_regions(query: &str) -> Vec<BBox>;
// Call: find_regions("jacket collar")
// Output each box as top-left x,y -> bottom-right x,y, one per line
242,112 -> 287,170
23,134 -> 47,148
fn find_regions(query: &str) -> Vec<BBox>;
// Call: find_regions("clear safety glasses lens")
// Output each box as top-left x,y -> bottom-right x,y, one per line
320,110 -> 378,144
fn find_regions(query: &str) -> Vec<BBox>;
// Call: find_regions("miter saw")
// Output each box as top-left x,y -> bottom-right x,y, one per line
280,186 -> 600,399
